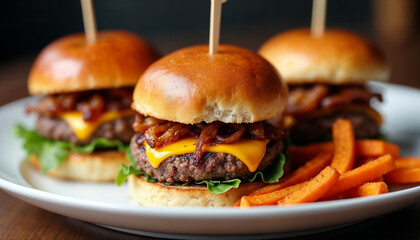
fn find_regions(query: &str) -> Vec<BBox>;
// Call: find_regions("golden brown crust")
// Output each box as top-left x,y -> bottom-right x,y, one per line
28,30 -> 159,95
258,28 -> 389,84
128,175 -> 265,207
133,44 -> 288,124
29,151 -> 128,182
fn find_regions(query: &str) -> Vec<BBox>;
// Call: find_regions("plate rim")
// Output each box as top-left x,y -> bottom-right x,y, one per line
1,173 -> 419,218
1,81 -> 420,235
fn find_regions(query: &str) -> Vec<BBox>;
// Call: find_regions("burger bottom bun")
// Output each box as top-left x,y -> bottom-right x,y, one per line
128,175 -> 265,207
30,151 -> 128,182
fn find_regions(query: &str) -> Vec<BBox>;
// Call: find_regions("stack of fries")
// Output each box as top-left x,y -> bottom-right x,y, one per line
235,119 -> 420,207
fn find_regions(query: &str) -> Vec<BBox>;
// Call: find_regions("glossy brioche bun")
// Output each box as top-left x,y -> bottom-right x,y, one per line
28,30 -> 159,95
258,28 -> 389,85
133,44 -> 288,124
29,151 -> 128,182
128,175 -> 265,207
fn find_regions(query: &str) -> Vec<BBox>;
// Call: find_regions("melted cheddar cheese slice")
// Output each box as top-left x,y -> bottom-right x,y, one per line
58,110 -> 135,140
144,138 -> 270,172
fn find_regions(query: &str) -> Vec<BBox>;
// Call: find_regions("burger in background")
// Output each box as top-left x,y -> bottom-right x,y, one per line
259,28 -> 389,144
15,30 -> 159,182
117,44 -> 289,207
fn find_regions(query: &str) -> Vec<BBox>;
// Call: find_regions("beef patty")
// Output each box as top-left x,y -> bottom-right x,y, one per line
130,134 -> 284,183
36,115 -> 135,145
290,112 -> 379,144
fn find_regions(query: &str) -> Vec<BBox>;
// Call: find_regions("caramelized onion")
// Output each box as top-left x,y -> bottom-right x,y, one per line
135,133 -> 146,146
285,84 -> 382,116
60,93 -> 79,111
133,115 -> 166,133
193,122 -> 221,166
285,85 -> 329,115
28,88 -> 133,120
215,125 -> 246,144
132,115 -> 148,133
144,123 -> 193,148
76,94 -> 105,121
287,87 -> 306,107
133,115 -> 286,165
247,122 -> 265,139
264,124 -> 286,141
321,87 -> 383,109
144,123 -> 173,148
158,123 -> 190,146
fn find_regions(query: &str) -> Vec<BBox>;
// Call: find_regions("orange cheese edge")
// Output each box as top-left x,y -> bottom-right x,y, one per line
144,138 -> 270,172
58,110 -> 135,140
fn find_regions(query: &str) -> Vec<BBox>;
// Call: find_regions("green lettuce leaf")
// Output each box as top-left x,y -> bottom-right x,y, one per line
70,138 -> 126,153
247,153 -> 286,183
38,141 -> 69,173
14,124 -> 44,157
115,162 -> 156,186
14,124 -> 128,173
116,149 -> 288,194
115,162 -> 242,194
190,153 -> 286,193
195,179 -> 241,194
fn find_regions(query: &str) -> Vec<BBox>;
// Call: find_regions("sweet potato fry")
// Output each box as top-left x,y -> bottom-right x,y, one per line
356,140 -> 400,158
356,157 -> 377,167
322,154 -> 395,198
373,176 -> 385,182
278,166 -> 340,205
289,140 -> 400,167
394,157 -> 420,169
330,119 -> 356,174
343,182 -> 389,198
248,152 -> 333,196
385,168 -> 420,183
325,181 -> 388,200
288,143 -> 334,166
240,182 -> 307,207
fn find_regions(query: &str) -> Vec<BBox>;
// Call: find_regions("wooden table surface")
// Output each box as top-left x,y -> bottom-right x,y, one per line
0,57 -> 419,240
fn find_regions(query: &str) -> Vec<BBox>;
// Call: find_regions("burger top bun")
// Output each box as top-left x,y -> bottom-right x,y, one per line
258,28 -> 389,85
28,31 -> 159,95
132,44 -> 288,124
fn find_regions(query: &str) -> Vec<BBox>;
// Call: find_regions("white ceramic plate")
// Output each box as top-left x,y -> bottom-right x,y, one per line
0,82 -> 420,239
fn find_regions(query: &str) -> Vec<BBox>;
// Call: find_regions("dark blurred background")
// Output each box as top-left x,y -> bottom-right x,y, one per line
0,0 -> 419,102
0,0 -> 378,60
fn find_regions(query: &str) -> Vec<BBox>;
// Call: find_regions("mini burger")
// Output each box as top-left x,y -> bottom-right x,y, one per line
259,28 -> 389,144
117,44 -> 289,207
15,31 -> 159,182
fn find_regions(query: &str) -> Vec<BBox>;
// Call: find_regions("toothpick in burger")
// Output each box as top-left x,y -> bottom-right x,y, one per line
259,28 -> 389,144
15,31 -> 159,182
116,44 -> 289,207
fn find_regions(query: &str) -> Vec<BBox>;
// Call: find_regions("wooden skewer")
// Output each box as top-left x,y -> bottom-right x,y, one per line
311,0 -> 327,37
81,0 -> 97,44
209,0 -> 227,54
